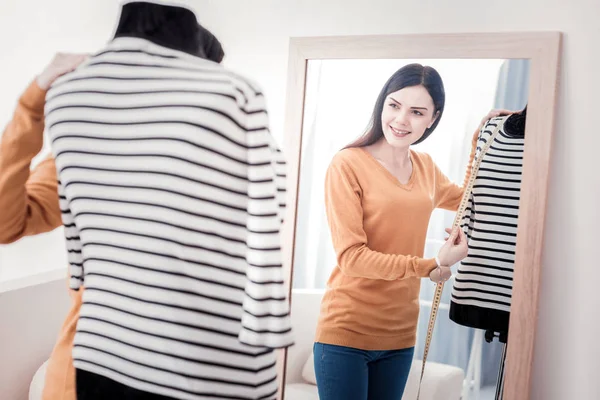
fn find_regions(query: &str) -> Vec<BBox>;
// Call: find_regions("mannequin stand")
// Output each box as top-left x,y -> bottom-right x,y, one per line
485,330 -> 508,400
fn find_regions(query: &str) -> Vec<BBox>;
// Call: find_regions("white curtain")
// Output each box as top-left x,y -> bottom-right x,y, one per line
292,58 -> 506,382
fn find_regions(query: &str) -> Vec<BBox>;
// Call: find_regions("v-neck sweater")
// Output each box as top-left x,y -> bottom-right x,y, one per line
315,146 -> 473,350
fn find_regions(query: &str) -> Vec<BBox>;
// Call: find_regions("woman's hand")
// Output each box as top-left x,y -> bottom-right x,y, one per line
37,53 -> 89,90
437,227 -> 468,267
478,108 -> 516,132
429,265 -> 452,283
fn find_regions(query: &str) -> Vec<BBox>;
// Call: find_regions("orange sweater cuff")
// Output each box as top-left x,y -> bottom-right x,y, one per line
417,258 -> 439,278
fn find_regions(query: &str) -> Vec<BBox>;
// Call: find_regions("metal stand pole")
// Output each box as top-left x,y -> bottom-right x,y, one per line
494,342 -> 508,400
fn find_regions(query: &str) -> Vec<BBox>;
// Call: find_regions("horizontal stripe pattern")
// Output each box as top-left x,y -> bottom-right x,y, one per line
46,37 -> 292,400
451,116 -> 524,313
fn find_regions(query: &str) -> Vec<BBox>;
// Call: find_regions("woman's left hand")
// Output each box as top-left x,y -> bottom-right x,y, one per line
430,266 -> 452,283
37,53 -> 89,90
478,108 -> 516,131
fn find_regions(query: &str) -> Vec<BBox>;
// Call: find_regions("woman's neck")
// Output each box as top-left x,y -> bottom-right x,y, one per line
368,139 -> 411,168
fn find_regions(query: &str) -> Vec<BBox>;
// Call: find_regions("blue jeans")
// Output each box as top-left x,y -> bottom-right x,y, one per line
313,342 -> 414,400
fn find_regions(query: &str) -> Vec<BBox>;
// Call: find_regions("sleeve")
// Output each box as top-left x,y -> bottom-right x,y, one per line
58,180 -> 84,290
238,90 -> 294,349
325,153 -> 438,280
434,125 -> 480,211
460,120 -> 491,235
272,145 -> 287,224
0,80 -> 63,244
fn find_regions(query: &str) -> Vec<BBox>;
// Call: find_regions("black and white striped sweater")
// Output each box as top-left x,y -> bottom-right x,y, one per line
449,116 -> 524,333
46,37 -> 293,400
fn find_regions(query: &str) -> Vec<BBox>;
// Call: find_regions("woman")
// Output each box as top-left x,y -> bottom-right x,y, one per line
313,63 -> 508,399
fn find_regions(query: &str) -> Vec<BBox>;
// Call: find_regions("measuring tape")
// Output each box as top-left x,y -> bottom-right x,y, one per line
416,119 -> 505,400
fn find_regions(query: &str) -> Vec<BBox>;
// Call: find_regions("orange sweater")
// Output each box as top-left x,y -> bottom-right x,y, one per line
0,81 -> 80,400
315,146 -> 475,351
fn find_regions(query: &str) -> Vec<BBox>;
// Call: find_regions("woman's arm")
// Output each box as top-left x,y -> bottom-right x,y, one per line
0,54 -> 88,244
0,81 -> 62,243
325,153 -> 438,280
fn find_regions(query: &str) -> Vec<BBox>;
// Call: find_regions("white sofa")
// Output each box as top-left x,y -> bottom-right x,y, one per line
285,289 -> 465,400
29,289 -> 464,400
29,360 -> 48,400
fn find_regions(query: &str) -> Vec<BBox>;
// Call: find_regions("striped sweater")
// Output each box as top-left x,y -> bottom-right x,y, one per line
450,116 -> 524,332
46,37 -> 293,400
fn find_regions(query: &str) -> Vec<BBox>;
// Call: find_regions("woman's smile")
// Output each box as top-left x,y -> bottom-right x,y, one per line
390,126 -> 411,137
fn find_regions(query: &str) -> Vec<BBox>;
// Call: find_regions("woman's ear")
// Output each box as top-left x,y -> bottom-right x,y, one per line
428,110 -> 440,129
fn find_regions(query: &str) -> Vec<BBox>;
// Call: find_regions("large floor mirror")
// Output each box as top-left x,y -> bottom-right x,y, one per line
279,33 -> 561,400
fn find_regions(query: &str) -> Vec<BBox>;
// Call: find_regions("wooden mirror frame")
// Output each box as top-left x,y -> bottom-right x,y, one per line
278,32 -> 562,400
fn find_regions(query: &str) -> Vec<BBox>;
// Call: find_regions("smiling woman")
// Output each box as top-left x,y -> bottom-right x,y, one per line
382,85 -> 439,143
345,63 -> 445,150
310,63 -> 472,399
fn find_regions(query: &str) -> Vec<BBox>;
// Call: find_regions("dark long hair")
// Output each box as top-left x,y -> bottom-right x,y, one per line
113,2 -> 224,63
345,63 -> 445,149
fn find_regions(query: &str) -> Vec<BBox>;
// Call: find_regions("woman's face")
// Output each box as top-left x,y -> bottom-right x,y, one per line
380,85 -> 438,148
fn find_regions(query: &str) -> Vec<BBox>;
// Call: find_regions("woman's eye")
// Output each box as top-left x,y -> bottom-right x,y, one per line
412,110 -> 423,116
389,103 -> 398,109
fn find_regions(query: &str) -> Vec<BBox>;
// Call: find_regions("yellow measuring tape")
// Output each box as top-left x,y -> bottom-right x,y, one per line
416,119 -> 504,400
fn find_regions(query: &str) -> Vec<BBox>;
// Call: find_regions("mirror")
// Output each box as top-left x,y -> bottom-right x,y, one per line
289,57 -> 527,400
281,33 -> 561,400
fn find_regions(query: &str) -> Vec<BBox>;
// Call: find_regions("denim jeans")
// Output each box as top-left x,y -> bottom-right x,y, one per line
313,342 -> 414,400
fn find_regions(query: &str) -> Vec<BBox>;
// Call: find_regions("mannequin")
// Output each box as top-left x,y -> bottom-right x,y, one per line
45,2 -> 292,399
449,107 -> 526,399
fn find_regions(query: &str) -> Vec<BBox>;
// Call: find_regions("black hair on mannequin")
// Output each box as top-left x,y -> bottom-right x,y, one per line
113,2 -> 224,63
504,105 -> 527,137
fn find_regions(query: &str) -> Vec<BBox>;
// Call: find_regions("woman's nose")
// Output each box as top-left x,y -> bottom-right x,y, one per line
395,112 -> 409,126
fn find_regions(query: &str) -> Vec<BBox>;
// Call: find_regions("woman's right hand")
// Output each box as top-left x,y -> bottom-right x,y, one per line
37,53 -> 89,90
437,227 -> 468,267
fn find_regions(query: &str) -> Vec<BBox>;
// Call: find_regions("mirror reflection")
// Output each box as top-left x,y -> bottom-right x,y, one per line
286,58 -> 529,400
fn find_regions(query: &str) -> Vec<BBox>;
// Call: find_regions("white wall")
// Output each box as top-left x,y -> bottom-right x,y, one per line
197,1 -> 600,399
0,0 -> 124,283
0,0 -> 121,127
0,0 -> 598,398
